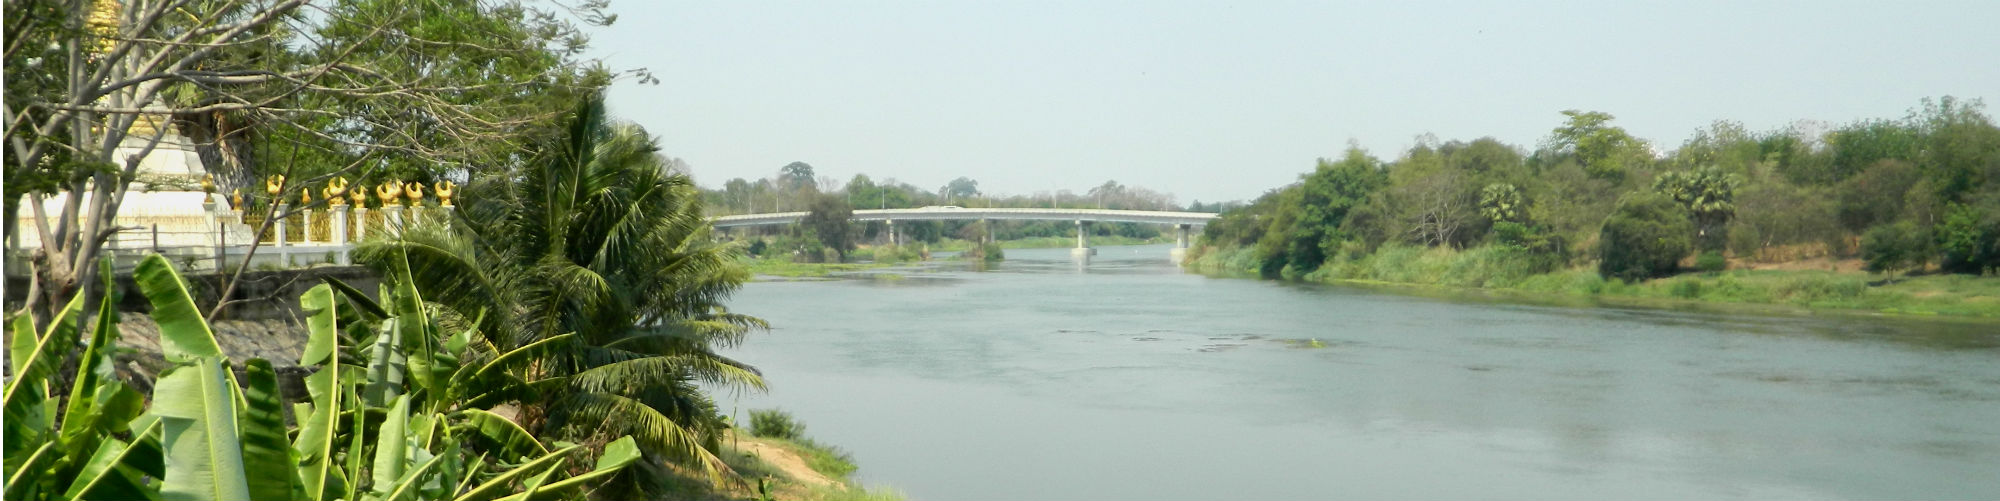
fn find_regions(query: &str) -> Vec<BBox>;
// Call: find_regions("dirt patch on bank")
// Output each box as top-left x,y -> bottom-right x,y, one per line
732,437 -> 840,489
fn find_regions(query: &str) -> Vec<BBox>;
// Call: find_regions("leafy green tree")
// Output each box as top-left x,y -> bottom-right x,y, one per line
1863,222 -> 1931,281
1935,201 -> 2000,273
944,176 -> 981,200
1836,159 -> 1921,232
781,162 -> 817,191
1654,165 -> 1742,251
1545,110 -> 1650,181
4,0 -> 622,326
1280,147 -> 1388,273
1597,193 -> 1694,282
1909,96 -> 2000,202
1827,119 -> 1921,183
804,194 -> 857,260
358,95 -> 764,482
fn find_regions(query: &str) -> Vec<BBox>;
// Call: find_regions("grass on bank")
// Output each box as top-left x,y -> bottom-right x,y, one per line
1190,244 -> 2000,318
742,256 -> 896,278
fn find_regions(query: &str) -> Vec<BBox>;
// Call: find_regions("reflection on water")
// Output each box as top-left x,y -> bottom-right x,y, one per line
721,244 -> 2000,500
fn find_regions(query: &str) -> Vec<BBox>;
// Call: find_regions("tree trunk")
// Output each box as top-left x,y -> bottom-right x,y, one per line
179,111 -> 257,202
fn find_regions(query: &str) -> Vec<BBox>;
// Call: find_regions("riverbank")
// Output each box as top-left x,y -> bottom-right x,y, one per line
1188,244 -> 2000,319
927,234 -> 1170,251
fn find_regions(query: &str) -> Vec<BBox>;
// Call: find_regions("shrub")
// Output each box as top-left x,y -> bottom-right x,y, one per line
1862,221 -> 1930,280
749,409 -> 806,440
1597,193 -> 1694,282
1670,278 -> 1703,299
1696,251 -> 1727,273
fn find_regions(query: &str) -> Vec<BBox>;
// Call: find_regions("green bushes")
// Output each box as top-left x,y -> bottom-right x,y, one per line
1862,222 -> 1932,280
745,408 -> 859,480
1598,193 -> 1694,282
1696,251 -> 1727,273
749,409 -> 808,440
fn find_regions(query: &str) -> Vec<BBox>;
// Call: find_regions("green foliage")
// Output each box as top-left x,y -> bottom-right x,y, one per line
804,195 -> 858,260
1936,201 -> 2000,274
357,94 -> 766,489
1546,110 -> 1649,181
3,255 -> 643,501
1479,183 -> 1525,224
1654,166 -> 1742,251
748,409 -> 807,441
1598,193 -> 1694,282
1836,159 -> 1920,232
1696,251 -> 1728,274
1861,222 -> 1931,281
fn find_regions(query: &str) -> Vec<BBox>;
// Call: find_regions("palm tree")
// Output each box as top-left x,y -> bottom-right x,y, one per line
357,94 -> 764,483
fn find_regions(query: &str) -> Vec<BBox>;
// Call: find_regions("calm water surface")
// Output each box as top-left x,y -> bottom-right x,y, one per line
719,244 -> 2000,500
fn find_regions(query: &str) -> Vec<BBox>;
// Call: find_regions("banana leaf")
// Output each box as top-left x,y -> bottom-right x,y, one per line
240,359 -> 305,501
60,419 -> 164,501
132,255 -> 224,363
154,360 -> 251,501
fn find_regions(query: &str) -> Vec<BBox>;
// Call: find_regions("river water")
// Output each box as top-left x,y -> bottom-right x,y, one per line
718,244 -> 2000,500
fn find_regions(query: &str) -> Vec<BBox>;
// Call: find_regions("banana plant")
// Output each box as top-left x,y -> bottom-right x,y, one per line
3,258 -> 158,501
4,254 -> 643,501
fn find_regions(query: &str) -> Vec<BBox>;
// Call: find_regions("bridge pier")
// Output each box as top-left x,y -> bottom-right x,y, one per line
1071,220 -> 1095,259
1170,223 -> 1191,264
886,219 -> 898,246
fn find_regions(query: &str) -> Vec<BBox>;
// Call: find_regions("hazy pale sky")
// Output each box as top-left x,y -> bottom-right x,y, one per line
594,1 -> 1998,204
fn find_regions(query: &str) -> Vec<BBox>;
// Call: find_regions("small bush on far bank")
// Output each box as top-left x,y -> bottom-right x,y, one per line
750,408 -> 807,440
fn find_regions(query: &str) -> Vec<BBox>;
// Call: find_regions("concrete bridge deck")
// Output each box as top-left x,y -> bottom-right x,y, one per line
710,207 -> 1217,228
711,207 -> 1216,262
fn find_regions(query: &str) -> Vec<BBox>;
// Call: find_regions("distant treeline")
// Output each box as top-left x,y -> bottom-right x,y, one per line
1196,97 -> 2000,281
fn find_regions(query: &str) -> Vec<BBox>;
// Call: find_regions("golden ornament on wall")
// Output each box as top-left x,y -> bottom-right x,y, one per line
404,182 -> 425,204
327,178 -> 349,205
231,189 -> 243,209
434,181 -> 457,207
376,181 -> 403,205
200,174 -> 215,193
266,175 -> 285,196
350,186 -> 367,207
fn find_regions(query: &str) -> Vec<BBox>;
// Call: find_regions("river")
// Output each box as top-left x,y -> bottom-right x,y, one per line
718,244 -> 2000,500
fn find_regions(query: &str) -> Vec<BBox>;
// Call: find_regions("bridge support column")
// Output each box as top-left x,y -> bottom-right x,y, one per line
1070,220 -> 1095,259
981,218 -> 991,246
886,219 -> 898,246
1170,223 -> 1191,264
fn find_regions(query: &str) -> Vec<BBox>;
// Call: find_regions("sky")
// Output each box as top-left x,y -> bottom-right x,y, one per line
592,1 -> 1999,205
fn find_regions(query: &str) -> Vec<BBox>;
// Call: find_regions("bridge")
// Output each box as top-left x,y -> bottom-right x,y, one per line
711,207 -> 1217,261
